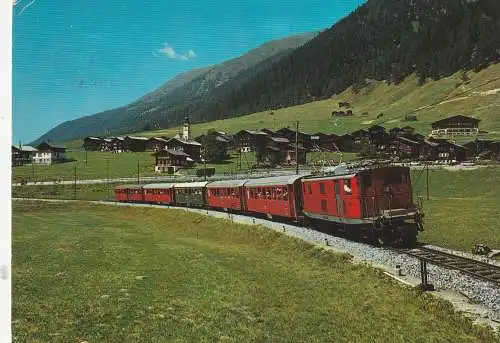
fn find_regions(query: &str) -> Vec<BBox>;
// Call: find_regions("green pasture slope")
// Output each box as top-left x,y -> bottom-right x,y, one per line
12,201 -> 498,342
135,64 -> 500,141
411,166 -> 500,252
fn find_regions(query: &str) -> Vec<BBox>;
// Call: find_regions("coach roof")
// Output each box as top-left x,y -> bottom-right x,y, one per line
142,183 -> 176,189
173,181 -> 210,188
206,179 -> 249,188
244,174 -> 307,187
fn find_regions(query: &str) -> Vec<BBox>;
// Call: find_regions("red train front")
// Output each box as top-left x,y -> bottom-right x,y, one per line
301,164 -> 423,246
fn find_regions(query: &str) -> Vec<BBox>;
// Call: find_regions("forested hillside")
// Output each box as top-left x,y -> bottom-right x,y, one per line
200,0 -> 500,120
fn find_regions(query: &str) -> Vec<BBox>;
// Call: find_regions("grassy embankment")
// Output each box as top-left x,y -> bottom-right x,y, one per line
12,167 -> 500,254
12,201 -> 499,342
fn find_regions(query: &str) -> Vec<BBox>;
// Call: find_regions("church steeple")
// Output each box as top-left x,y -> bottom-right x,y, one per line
182,117 -> 191,141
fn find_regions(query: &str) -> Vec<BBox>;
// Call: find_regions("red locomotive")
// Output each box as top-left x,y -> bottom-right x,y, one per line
115,163 -> 423,247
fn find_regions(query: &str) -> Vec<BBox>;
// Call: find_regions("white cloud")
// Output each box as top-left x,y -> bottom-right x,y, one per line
157,43 -> 197,60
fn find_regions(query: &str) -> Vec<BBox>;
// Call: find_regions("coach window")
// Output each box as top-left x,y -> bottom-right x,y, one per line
308,184 -> 312,194
319,182 -> 325,195
283,188 -> 289,201
321,199 -> 327,211
344,179 -> 352,195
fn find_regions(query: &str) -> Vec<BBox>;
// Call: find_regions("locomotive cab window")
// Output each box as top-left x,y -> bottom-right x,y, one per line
319,183 -> 325,195
361,174 -> 371,189
343,179 -> 352,195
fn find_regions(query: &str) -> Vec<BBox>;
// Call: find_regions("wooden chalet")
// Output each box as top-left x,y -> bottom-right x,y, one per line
275,128 -> 312,148
153,149 -> 194,173
234,129 -> 269,153
463,139 -> 500,160
33,142 -> 68,165
83,137 -> 103,151
388,136 -> 421,160
123,136 -> 148,152
422,139 -> 467,162
111,137 -> 125,152
165,137 -> 202,161
431,115 -> 480,137
309,133 -> 339,152
12,145 -> 38,166
146,137 -> 168,151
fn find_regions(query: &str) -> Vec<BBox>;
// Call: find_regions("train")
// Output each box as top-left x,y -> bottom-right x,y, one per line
114,163 -> 424,247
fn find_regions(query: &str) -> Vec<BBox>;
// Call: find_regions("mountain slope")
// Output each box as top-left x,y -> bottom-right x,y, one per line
33,32 -> 318,144
197,0 -> 500,121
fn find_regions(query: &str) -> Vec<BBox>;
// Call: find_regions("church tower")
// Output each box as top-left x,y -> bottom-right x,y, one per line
182,117 -> 191,141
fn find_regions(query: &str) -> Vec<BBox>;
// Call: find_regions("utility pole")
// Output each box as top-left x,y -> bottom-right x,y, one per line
73,165 -> 77,200
32,163 -> 35,182
426,162 -> 429,200
85,150 -> 88,167
203,148 -> 207,181
137,160 -> 140,184
106,158 -> 110,200
295,120 -> 299,175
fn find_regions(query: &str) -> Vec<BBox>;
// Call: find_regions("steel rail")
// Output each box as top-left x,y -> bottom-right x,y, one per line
396,246 -> 500,286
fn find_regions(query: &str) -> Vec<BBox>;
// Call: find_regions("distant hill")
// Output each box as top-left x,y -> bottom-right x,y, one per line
33,32 -> 318,144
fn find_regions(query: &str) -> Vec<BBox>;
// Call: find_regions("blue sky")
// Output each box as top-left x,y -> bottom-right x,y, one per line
12,0 -> 363,144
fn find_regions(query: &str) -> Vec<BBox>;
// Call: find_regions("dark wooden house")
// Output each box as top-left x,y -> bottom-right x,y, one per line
123,136 -> 148,152
83,137 -> 103,151
166,137 -> 202,161
153,149 -> 194,172
309,133 -> 339,152
234,130 -> 269,153
423,139 -> 467,162
146,137 -> 168,151
388,137 -> 421,160
12,145 -> 38,166
431,115 -> 480,137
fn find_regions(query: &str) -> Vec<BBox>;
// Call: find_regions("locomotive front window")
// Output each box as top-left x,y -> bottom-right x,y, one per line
344,179 -> 352,195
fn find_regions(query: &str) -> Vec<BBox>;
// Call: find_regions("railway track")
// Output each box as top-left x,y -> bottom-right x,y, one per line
398,246 -> 500,286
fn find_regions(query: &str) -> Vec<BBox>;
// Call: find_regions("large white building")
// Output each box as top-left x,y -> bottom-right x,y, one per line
32,142 -> 68,165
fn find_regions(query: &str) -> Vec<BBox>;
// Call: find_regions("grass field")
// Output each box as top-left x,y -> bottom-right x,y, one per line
12,201 -> 499,342
411,166 -> 500,252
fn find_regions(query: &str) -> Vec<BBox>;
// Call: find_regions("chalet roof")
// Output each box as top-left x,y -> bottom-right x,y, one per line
423,140 -> 439,147
152,149 -> 190,157
244,174 -> 306,187
12,145 -> 38,152
85,136 -> 102,141
166,137 -> 202,146
37,142 -> 66,150
431,115 -> 480,127
126,136 -> 149,141
396,136 -> 420,145
148,137 -> 168,142
206,179 -> 249,188
235,129 -> 268,136
269,137 -> 290,143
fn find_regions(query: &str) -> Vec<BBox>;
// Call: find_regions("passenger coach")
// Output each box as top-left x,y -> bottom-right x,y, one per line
243,175 -> 304,220
173,181 -> 209,207
206,179 -> 247,211
143,183 -> 175,205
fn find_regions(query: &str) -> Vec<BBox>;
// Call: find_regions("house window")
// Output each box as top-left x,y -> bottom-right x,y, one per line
321,200 -> 327,211
319,183 -> 325,195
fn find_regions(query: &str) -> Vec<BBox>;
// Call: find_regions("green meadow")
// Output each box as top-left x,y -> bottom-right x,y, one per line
12,201 -> 499,342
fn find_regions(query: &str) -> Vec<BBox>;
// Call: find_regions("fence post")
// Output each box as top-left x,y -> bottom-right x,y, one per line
418,259 -> 434,291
